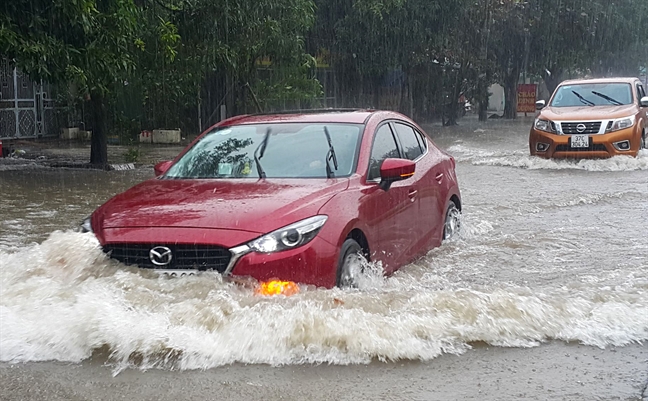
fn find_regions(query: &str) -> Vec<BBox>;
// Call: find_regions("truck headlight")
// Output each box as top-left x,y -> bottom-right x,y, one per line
534,119 -> 557,133
606,115 -> 635,132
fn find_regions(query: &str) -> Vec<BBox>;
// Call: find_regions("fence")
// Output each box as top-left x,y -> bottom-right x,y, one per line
0,59 -> 60,140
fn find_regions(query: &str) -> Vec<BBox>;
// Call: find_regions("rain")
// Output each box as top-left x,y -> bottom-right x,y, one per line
1,1 -> 648,400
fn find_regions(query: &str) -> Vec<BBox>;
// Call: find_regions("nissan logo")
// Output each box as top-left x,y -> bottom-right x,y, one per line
149,246 -> 173,266
576,123 -> 587,133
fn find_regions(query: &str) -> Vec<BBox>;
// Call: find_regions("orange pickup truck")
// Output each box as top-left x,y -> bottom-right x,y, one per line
529,77 -> 648,158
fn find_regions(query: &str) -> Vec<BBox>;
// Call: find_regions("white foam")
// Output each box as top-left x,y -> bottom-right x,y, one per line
1,231 -> 646,372
448,144 -> 648,171
474,150 -> 648,171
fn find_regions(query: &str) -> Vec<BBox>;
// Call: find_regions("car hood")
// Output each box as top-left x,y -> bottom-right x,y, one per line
95,178 -> 349,234
540,104 -> 638,121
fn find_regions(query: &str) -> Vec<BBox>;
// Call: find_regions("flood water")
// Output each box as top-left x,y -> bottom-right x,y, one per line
1,117 -> 647,372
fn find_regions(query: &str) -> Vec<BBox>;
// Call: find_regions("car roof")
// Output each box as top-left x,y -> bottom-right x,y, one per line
558,77 -> 639,86
218,109 -> 376,126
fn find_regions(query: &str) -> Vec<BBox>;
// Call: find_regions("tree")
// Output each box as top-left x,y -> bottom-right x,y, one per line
161,0 -> 318,120
314,0 -> 461,117
487,0 -> 530,119
0,0 -> 154,166
528,0 -> 648,94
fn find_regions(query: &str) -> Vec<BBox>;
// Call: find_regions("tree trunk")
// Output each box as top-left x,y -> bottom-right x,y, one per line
372,75 -> 381,109
445,70 -> 462,126
477,80 -> 490,121
503,66 -> 520,119
477,75 -> 489,122
89,92 -> 108,167
542,68 -> 563,96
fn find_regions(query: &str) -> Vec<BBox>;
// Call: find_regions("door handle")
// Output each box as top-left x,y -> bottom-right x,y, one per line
435,173 -> 444,182
408,188 -> 418,202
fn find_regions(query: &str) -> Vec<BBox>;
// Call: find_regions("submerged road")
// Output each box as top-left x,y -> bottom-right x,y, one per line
1,116 -> 647,400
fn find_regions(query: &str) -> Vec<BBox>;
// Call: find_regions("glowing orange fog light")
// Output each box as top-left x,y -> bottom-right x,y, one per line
255,280 -> 300,296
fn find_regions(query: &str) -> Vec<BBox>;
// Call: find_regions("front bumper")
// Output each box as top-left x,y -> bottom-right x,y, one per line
529,127 -> 640,159
97,226 -> 339,288
230,236 -> 338,288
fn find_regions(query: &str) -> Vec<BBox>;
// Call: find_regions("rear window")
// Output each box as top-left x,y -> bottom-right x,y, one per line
394,123 -> 424,160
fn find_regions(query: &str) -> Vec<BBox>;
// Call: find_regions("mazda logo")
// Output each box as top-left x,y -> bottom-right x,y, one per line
149,246 -> 173,266
576,123 -> 586,133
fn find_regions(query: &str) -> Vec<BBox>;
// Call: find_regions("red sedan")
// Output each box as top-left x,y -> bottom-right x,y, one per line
82,110 -> 461,288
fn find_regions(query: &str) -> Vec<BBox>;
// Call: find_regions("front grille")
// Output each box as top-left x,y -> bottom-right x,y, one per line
560,122 -> 601,135
555,144 -> 608,152
103,244 -> 231,273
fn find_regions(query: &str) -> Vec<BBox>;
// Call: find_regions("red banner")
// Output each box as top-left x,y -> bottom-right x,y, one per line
517,84 -> 537,113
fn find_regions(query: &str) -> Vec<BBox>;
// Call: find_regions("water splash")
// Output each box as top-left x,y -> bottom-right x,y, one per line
449,145 -> 648,171
1,230 -> 646,373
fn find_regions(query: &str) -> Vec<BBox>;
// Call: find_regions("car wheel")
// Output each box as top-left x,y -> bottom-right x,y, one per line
443,200 -> 461,241
337,238 -> 364,288
642,130 -> 647,149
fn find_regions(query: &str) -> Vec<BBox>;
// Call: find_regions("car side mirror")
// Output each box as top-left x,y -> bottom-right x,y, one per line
379,158 -> 415,191
536,100 -> 546,110
640,96 -> 648,107
154,160 -> 173,176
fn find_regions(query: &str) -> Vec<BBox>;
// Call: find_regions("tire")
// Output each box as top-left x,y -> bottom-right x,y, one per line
336,238 -> 363,288
443,200 -> 461,241
641,130 -> 647,150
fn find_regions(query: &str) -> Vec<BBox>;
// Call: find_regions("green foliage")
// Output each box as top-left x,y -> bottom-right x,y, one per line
3,0 -> 646,138
525,0 -> 648,87
255,55 -> 324,109
122,146 -> 141,163
0,0 -> 142,96
133,0 -> 319,127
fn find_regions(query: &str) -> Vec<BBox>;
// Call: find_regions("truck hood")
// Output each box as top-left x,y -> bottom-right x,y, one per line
540,104 -> 638,121
94,178 -> 348,234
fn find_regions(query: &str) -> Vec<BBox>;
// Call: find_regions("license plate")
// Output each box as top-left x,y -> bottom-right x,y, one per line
156,269 -> 198,277
570,134 -> 589,148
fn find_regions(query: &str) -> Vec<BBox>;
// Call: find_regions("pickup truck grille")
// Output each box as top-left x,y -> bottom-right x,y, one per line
560,122 -> 601,135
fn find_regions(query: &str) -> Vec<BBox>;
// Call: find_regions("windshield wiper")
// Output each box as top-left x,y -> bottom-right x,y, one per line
571,90 -> 595,106
323,126 -> 338,179
254,128 -> 270,179
591,91 -> 623,106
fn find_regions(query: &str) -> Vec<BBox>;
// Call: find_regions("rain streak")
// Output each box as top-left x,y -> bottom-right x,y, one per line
2,120 -> 647,373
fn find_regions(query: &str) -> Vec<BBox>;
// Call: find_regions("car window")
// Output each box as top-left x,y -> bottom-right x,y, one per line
415,129 -> 428,152
637,84 -> 646,102
393,122 -> 423,160
551,83 -> 633,107
368,124 -> 400,180
164,123 -> 363,179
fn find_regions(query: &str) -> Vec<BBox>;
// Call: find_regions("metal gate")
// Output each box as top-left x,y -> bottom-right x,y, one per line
0,59 -> 58,139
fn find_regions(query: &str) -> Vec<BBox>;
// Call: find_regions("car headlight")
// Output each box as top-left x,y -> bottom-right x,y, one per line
78,216 -> 93,233
606,115 -> 635,132
248,215 -> 328,253
534,119 -> 556,133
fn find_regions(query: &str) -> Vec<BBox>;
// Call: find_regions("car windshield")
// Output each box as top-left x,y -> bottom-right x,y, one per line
163,123 -> 362,179
550,83 -> 633,107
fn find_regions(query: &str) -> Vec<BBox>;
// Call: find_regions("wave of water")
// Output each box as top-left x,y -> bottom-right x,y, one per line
448,145 -> 648,171
1,231 -> 646,373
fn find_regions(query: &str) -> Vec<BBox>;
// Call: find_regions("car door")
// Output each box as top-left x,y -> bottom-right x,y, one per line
392,122 -> 442,254
637,82 -> 648,134
359,122 -> 417,274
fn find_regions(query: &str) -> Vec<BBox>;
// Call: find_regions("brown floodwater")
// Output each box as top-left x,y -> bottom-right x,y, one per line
1,118 -> 647,400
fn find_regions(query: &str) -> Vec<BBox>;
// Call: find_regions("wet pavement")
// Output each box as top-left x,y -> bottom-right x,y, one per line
1,116 -> 647,400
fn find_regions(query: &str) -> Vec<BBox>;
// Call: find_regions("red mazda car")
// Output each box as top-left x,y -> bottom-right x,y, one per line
82,110 -> 461,288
